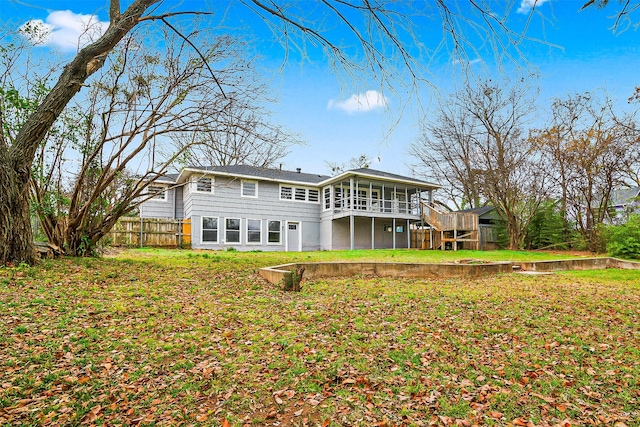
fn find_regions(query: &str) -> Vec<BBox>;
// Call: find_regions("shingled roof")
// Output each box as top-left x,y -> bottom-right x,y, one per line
176,164 -> 439,188
192,165 -> 330,184
343,168 -> 439,187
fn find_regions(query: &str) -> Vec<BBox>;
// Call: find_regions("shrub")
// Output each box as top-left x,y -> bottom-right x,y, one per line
525,201 -> 567,250
605,214 -> 640,259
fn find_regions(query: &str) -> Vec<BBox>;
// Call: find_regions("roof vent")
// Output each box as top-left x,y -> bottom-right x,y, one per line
296,168 -> 301,173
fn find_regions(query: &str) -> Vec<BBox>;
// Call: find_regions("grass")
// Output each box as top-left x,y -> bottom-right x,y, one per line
0,248 -> 638,426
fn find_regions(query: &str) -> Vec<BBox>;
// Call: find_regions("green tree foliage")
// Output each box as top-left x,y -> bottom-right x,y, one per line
524,201 -> 568,250
605,214 -> 640,259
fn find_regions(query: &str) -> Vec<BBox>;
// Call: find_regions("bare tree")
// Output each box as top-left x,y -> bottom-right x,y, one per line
30,28 -> 272,256
412,80 -> 547,249
172,98 -> 299,169
326,153 -> 372,174
530,91 -> 640,250
409,103 -> 484,210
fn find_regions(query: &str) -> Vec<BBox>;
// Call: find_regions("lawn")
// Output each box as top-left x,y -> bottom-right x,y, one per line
1,248 -> 638,426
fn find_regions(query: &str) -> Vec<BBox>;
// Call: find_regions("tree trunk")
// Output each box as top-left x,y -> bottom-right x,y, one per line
0,0 -> 159,265
507,216 -> 522,250
0,161 -> 36,265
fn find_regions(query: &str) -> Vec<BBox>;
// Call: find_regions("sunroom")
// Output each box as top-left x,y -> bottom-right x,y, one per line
318,169 -> 440,250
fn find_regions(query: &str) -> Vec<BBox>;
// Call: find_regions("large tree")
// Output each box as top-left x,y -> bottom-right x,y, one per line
170,99 -> 298,169
1,0 -> 160,265
411,80 -> 547,250
28,27 -> 281,256
530,91 -> 640,250
0,0 -> 632,264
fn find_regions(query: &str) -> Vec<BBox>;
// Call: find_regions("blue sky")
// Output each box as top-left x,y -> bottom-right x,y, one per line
1,0 -> 639,177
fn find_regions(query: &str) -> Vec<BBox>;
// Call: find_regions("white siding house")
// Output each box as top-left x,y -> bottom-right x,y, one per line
140,165 -> 440,251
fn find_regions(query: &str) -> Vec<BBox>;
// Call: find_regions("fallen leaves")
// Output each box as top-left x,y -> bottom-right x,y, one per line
0,250 -> 638,426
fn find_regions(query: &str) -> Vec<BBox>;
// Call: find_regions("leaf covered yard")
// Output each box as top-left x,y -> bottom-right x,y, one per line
1,249 -> 638,426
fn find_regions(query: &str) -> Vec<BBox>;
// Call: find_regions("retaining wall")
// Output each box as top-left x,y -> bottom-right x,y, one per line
258,257 -> 640,285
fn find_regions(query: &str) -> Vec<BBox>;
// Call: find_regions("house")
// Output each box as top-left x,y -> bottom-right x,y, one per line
139,165 -> 440,251
609,186 -> 640,222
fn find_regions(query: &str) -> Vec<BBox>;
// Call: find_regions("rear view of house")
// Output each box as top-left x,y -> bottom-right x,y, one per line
140,165 -> 440,251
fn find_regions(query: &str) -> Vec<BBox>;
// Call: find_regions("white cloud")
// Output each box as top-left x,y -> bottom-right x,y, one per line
452,58 -> 482,66
327,90 -> 388,114
19,10 -> 108,51
517,0 -> 550,14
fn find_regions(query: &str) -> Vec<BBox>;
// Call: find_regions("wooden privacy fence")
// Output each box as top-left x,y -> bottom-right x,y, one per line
108,217 -> 191,248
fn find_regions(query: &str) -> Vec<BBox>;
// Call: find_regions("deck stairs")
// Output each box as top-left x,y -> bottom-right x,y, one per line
421,202 -> 479,250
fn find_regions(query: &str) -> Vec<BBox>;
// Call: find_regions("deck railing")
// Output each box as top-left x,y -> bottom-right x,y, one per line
333,195 -> 421,215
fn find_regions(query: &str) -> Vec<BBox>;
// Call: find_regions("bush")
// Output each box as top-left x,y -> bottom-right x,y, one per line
525,201 -> 567,250
605,214 -> 640,259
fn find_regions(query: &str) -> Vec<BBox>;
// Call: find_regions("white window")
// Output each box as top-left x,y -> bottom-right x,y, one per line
280,186 -> 293,200
202,217 -> 218,243
225,218 -> 241,244
268,220 -> 281,244
196,177 -> 213,193
242,180 -> 258,198
324,187 -> 331,210
147,184 -> 166,200
247,219 -> 262,244
281,185 -> 320,203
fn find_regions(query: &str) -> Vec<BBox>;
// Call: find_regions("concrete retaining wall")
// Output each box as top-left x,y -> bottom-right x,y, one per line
259,261 -> 513,285
258,257 -> 640,286
516,258 -> 612,272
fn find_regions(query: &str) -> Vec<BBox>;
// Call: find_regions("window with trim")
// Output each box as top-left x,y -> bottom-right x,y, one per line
242,180 -> 257,197
225,218 -> 240,243
148,184 -> 166,200
268,220 -> 281,244
247,219 -> 261,244
324,187 -> 331,210
202,217 -> 218,243
196,177 -> 213,193
280,185 -> 320,203
280,186 -> 293,200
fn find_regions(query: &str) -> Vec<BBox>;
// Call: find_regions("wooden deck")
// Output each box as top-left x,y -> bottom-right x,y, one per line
421,203 -> 479,250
